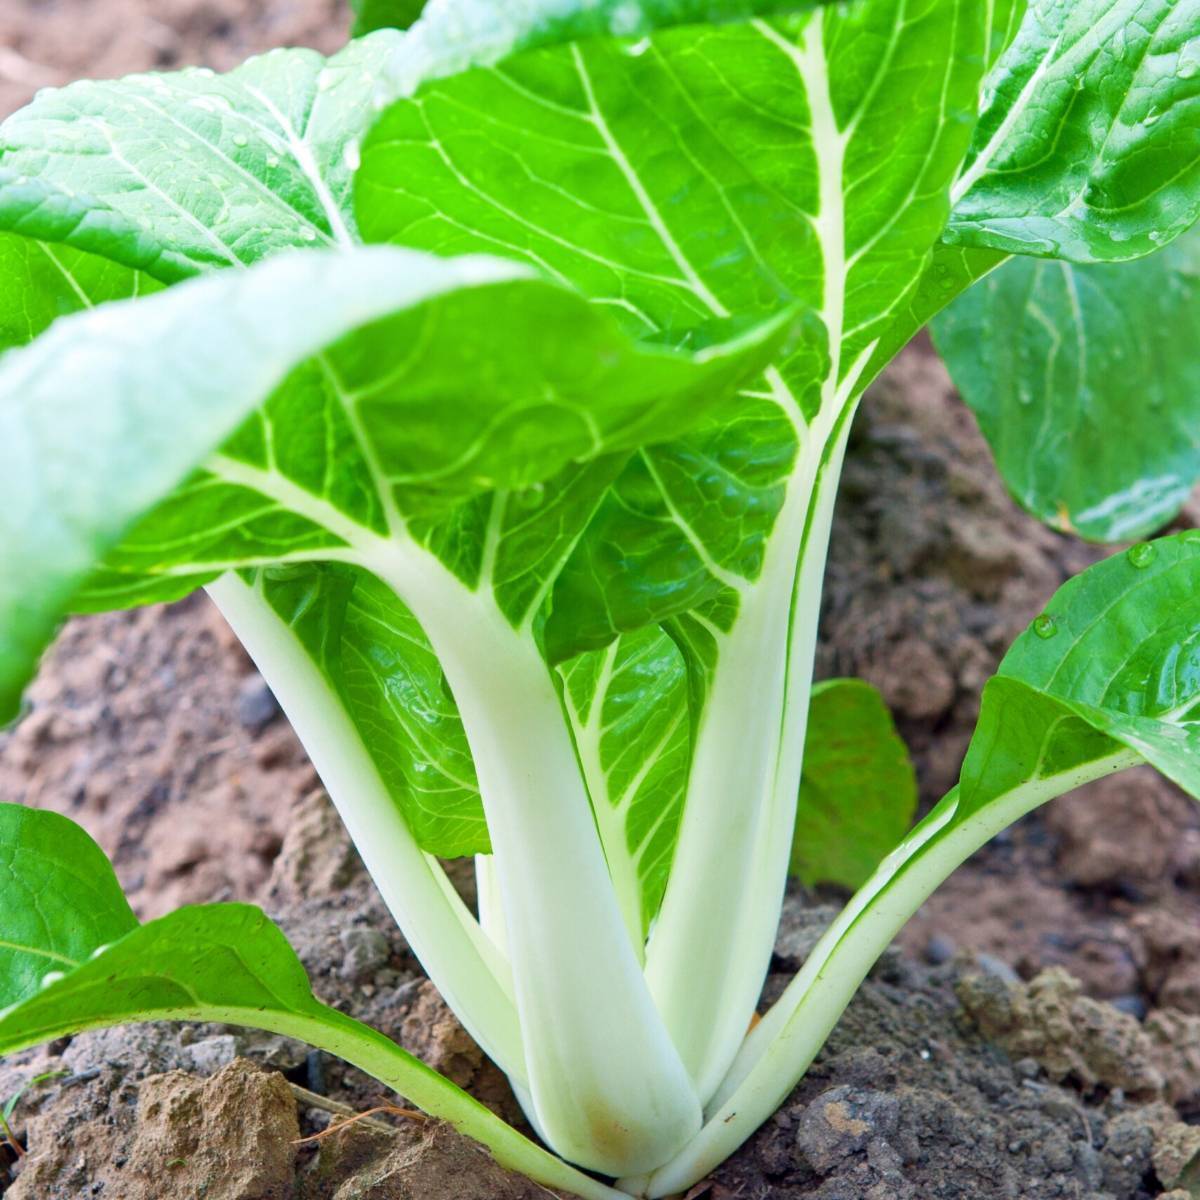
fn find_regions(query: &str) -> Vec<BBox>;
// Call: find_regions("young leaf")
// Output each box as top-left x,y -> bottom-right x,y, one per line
947,0 -> 1200,262
933,229 -> 1200,542
0,805 -> 136,1010
789,679 -> 916,890
0,804 -> 624,1200
962,532 -> 1200,808
656,532 -> 1200,1196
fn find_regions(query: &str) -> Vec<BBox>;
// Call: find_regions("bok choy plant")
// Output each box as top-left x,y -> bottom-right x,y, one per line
1,0 -> 1198,1195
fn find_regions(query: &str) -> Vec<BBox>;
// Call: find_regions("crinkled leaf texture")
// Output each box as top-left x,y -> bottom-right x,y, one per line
933,227 -> 1200,543
790,679 -> 916,890
947,0 -> 1200,262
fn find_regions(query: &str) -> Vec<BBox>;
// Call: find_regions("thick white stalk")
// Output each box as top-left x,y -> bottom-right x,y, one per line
206,573 -> 525,1083
643,401 -> 860,1103
641,750 -> 1141,1197
365,544 -> 702,1177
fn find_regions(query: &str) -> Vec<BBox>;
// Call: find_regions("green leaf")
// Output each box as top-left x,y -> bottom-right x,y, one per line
0,4 -> 817,286
380,0 -> 825,95
257,564 -> 489,857
0,805 -> 136,1010
962,533 -> 1200,811
560,627 -> 690,941
933,228 -> 1200,542
359,1 -> 989,655
0,233 -> 162,354
789,679 -> 916,890
947,0 -> 1200,262
0,34 -> 416,279
0,808 -> 626,1200
353,0 -> 426,36
1,244 -> 792,725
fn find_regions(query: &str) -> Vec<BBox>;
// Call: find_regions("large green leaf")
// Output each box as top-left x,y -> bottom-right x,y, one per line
947,0 -> 1200,263
359,0 -> 989,656
0,242 -> 792,725
0,806 -> 136,1010
789,678 -> 916,890
933,228 -> 1200,543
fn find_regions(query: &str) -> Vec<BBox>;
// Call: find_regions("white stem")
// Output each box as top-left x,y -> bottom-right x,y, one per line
206,572 -> 525,1083
474,852 -> 509,959
365,544 -> 701,1177
643,400 -> 860,1103
642,749 -> 1141,1197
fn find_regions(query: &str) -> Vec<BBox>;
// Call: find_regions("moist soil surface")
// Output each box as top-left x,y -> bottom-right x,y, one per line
3,5 -> 1200,1198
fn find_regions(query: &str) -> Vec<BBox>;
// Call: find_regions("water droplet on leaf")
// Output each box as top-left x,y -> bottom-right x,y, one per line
1033,614 -> 1057,639
517,483 -> 545,509
233,133 -> 249,148
1127,542 -> 1157,569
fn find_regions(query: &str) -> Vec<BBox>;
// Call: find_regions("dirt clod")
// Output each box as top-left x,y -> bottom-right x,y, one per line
957,967 -> 1164,1097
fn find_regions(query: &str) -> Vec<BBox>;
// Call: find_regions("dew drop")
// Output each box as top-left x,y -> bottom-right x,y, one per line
516,483 -> 545,510
233,133 -> 249,148
266,155 -> 281,168
1127,542 -> 1157,569
301,226 -> 318,242
1032,614 -> 1058,640
41,970 -> 66,988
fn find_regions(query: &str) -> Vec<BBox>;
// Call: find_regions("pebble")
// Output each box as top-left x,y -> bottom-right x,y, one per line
338,927 -> 391,981
236,675 -> 282,733
185,1034 -> 242,1075
925,933 -> 956,965
1110,994 -> 1148,1021
975,953 -> 1021,985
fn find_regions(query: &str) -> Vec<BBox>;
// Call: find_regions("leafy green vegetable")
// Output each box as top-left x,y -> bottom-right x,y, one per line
933,228 -> 1200,542
789,679 -> 916,890
0,243 -> 792,725
947,0 -> 1200,262
0,805 -> 135,1009
1,0 -> 1199,1193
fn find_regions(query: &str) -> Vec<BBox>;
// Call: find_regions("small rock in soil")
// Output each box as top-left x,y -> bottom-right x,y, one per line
236,674 -> 282,733
184,1033 -> 243,1075
339,928 -> 392,982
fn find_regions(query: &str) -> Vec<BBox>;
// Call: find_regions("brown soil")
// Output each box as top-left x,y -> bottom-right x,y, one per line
3,6 -> 1200,1200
